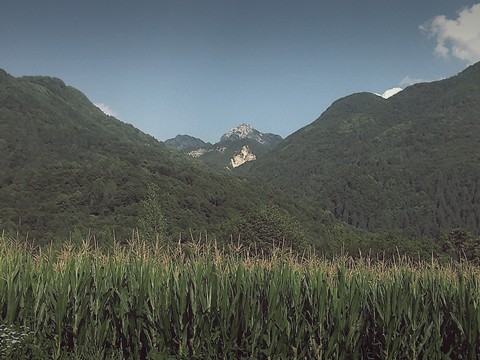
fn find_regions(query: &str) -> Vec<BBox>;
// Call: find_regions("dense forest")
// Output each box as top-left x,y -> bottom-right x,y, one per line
0,65 -> 479,260
250,62 -> 480,239
0,69 -> 358,253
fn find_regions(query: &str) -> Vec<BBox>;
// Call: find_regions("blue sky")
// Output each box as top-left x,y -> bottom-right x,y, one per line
1,1 -> 479,142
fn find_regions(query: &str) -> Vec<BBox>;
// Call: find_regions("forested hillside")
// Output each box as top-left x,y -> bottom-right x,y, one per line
2,66 -> 476,258
0,69 -> 341,248
250,62 -> 480,237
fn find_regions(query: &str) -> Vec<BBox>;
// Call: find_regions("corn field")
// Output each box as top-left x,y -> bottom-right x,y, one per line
0,236 -> 479,359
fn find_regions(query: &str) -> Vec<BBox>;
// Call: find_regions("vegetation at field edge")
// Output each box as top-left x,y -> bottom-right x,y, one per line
0,234 -> 479,359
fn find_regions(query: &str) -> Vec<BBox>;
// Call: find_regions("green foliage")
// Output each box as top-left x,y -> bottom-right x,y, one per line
198,138 -> 279,171
0,238 -> 479,359
250,62 -> 480,238
223,204 -> 308,251
0,69 -> 333,247
0,324 -> 35,359
3,66 -> 478,258
441,228 -> 480,263
137,184 -> 168,241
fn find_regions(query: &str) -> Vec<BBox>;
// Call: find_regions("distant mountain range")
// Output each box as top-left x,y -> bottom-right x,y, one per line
220,123 -> 283,146
250,61 -> 480,237
165,123 -> 282,170
164,134 -> 210,151
0,68 -> 346,250
1,62 -> 479,257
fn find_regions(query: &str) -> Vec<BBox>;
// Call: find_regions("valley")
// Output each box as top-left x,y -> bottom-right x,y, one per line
1,63 -> 479,260
1,60 -> 480,360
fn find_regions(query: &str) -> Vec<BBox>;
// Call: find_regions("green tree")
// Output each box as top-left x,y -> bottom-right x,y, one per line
441,228 -> 480,262
224,204 -> 307,251
137,184 -> 168,242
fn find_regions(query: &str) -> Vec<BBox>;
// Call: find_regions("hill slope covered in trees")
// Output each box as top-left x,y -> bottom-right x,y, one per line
0,69 -> 342,248
250,62 -> 480,237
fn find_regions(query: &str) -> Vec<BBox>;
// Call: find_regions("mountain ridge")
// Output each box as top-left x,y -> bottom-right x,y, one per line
165,123 -> 283,170
164,134 -> 210,151
220,123 -> 283,146
0,68 -> 354,252
249,61 -> 480,237
2,65 -> 477,256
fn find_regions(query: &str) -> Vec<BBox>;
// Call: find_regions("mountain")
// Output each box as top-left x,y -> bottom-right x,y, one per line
164,134 -> 210,151
250,62 -> 480,237
220,123 -> 282,146
0,68 -> 354,251
165,123 -> 283,170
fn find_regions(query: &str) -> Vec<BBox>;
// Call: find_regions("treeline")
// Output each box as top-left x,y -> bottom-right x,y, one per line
0,71 -> 329,246
250,63 -> 480,238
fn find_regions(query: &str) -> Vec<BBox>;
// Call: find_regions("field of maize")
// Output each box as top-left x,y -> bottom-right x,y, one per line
0,236 -> 479,359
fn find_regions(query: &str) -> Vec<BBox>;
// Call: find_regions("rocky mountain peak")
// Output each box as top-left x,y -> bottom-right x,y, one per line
164,123 -> 283,170
220,123 -> 256,142
220,123 -> 283,148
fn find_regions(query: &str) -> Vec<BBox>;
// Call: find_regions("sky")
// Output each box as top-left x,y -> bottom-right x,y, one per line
1,1 -> 480,143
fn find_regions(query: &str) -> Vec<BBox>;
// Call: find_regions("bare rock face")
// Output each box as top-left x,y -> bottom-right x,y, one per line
165,123 -> 282,170
230,145 -> 256,168
188,148 -> 210,158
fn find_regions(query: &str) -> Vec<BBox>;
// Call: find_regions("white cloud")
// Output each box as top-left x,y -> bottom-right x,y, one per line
399,75 -> 425,87
374,87 -> 403,99
420,3 -> 480,63
94,103 -> 118,117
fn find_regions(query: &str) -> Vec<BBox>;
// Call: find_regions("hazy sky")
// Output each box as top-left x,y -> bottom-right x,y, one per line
1,1 -> 480,142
